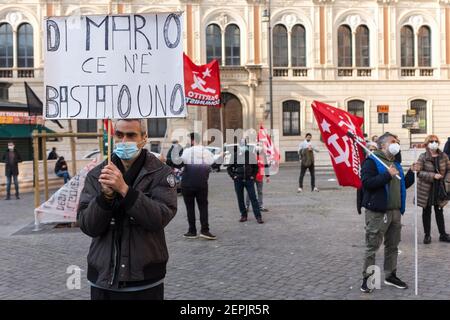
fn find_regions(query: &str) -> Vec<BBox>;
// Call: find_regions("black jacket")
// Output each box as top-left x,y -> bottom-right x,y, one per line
227,147 -> 258,181
54,159 -> 68,174
77,150 -> 177,289
360,156 -> 415,214
2,149 -> 22,176
48,151 -> 58,160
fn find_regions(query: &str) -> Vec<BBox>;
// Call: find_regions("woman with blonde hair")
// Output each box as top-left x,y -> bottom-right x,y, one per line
417,134 -> 450,244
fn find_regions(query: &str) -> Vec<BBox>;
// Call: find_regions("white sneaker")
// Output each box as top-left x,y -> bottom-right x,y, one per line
313,187 -> 319,192
297,188 -> 303,193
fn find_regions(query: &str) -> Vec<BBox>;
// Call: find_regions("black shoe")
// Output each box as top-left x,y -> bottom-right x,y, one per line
256,217 -> 264,224
384,273 -> 408,289
424,235 -> 432,244
239,216 -> 248,222
15,195 -> 20,200
360,277 -> 373,293
439,233 -> 450,242
183,231 -> 197,239
200,231 -> 217,240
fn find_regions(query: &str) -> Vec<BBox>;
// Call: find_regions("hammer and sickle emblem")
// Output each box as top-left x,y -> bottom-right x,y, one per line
327,134 -> 351,167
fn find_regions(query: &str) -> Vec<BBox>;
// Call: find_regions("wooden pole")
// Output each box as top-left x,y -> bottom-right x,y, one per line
99,123 -> 104,160
107,119 -> 112,164
41,131 -> 49,201
68,120 -> 77,176
33,130 -> 40,209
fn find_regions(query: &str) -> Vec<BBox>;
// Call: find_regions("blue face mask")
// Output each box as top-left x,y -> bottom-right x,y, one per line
114,142 -> 140,160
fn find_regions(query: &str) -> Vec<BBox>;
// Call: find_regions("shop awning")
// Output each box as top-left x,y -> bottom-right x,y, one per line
0,124 -> 56,139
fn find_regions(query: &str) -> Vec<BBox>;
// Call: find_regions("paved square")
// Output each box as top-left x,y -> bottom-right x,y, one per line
0,167 -> 449,300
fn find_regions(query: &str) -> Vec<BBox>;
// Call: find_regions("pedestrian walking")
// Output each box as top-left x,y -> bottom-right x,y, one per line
298,133 -> 319,192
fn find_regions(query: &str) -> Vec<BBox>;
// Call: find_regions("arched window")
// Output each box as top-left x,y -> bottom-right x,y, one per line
347,99 -> 365,119
355,25 -> 369,67
401,25 -> 414,67
410,99 -> 427,133
291,24 -> 306,67
225,24 -> 240,66
273,24 -> 288,67
418,26 -> 431,67
282,100 -> 300,136
206,24 -> 222,64
0,23 -> 13,68
338,25 -> 352,67
17,23 -> 34,68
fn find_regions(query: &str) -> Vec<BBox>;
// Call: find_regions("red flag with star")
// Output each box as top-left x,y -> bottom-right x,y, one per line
311,101 -> 365,188
183,53 -> 221,107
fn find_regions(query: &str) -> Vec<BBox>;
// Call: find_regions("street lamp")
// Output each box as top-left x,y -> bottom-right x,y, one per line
262,0 -> 273,136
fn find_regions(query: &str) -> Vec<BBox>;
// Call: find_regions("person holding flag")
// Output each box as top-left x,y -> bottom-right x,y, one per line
360,132 -> 418,293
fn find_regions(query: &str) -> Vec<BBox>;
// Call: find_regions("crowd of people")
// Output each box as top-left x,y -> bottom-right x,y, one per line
2,118 -> 449,300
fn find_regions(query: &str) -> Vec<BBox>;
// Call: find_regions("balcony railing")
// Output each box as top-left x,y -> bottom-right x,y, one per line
273,68 -> 288,77
273,67 -> 308,77
0,67 -> 36,78
401,68 -> 434,77
292,68 -> 308,77
337,68 -> 372,77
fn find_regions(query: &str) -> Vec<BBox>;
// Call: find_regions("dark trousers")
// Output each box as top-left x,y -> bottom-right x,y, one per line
422,206 -> 446,236
90,283 -> 164,300
233,179 -> 261,219
299,165 -> 315,189
182,187 -> 209,233
6,174 -> 19,197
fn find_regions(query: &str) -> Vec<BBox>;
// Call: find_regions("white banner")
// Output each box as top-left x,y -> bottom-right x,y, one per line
34,160 -> 98,225
44,13 -> 186,120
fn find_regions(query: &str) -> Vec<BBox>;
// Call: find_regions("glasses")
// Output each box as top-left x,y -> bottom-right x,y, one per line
429,140 -> 439,143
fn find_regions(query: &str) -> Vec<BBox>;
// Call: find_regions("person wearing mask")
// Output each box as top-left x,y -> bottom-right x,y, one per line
55,156 -> 71,184
2,142 -> 22,200
227,139 -> 264,224
360,132 -> 417,293
180,132 -> 216,240
48,147 -> 58,160
77,119 -> 177,300
298,133 -> 319,193
416,135 -> 450,244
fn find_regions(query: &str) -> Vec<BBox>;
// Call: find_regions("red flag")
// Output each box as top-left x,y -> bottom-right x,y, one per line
183,53 -> 221,107
258,124 -> 280,175
103,119 -> 114,135
311,101 -> 365,188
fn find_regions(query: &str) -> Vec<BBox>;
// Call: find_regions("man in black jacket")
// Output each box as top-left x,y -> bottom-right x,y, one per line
77,119 -> 177,300
227,140 -> 264,224
2,142 -> 22,200
360,132 -> 417,293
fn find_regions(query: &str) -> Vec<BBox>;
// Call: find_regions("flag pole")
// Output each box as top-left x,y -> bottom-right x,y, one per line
347,131 -> 401,180
107,119 -> 112,165
414,145 -> 418,295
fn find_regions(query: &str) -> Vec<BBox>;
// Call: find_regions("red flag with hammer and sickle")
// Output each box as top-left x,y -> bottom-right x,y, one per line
311,101 -> 365,188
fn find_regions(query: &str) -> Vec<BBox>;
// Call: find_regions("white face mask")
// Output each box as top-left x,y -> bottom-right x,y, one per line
428,142 -> 439,151
388,143 -> 400,156
8,145 -> 14,151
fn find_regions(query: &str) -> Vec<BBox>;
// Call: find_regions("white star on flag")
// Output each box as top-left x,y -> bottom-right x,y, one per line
202,68 -> 211,78
321,119 -> 331,133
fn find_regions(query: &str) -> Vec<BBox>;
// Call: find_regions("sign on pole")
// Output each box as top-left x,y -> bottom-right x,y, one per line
44,13 -> 186,120
377,105 -> 389,113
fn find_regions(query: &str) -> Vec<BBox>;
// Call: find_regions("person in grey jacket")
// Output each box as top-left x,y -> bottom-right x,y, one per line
77,119 -> 177,300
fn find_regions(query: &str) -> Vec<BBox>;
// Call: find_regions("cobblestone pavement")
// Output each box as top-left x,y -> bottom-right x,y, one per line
1,167 -> 449,300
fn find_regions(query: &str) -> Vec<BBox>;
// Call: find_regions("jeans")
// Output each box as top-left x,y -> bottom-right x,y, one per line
422,206 -> 446,236
181,187 -> 209,233
5,174 -> 19,197
90,283 -> 164,300
233,178 -> 261,219
299,165 -> 315,190
245,180 -> 263,208
56,170 -> 71,183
